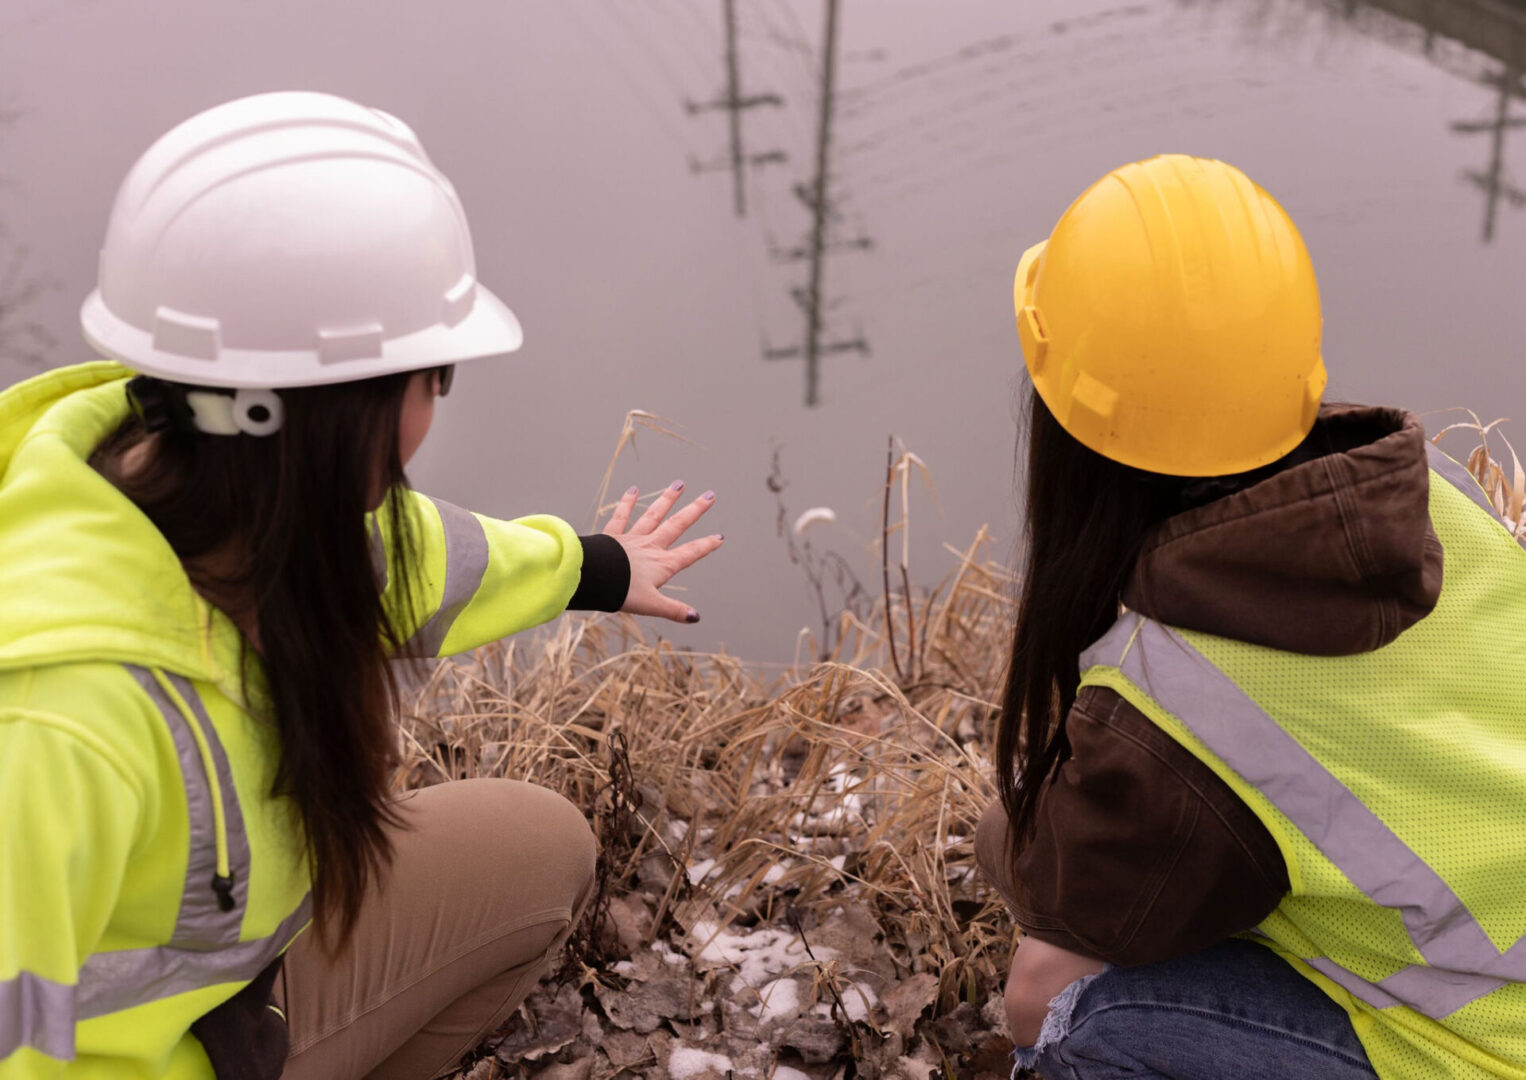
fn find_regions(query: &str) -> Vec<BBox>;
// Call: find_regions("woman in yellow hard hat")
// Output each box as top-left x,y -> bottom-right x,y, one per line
0,92 -> 722,1079
976,155 -> 1526,1079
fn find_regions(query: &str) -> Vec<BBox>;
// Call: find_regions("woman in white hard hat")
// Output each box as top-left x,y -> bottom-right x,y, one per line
976,155 -> 1526,1079
0,92 -> 721,1080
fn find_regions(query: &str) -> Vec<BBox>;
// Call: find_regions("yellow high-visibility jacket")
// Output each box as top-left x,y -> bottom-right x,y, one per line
1081,446 -> 1526,1079
0,362 -> 592,1077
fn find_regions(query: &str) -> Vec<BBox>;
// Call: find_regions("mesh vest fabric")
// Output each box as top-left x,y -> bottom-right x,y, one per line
1080,459 -> 1526,1080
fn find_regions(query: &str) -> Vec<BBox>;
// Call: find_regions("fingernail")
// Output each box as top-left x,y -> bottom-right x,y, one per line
670,479 -> 685,492
685,609 -> 701,624
701,490 -> 716,501
714,534 -> 725,542
626,485 -> 639,496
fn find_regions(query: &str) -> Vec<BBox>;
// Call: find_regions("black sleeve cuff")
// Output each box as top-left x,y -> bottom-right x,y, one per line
567,534 -> 631,612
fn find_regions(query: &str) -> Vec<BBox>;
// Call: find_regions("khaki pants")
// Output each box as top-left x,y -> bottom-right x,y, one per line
277,779 -> 597,1080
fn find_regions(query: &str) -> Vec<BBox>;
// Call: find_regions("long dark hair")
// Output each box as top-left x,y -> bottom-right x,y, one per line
995,386 -> 1190,867
93,373 -> 421,948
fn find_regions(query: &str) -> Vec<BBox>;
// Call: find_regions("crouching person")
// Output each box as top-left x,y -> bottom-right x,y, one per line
1,92 -> 721,1079
977,155 -> 1526,1080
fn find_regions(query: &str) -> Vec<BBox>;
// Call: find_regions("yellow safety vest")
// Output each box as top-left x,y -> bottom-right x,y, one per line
0,362 -> 586,1077
1080,444 -> 1526,1079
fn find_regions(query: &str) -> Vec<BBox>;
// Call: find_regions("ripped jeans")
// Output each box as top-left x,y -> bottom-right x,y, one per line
1015,939 -> 1379,1080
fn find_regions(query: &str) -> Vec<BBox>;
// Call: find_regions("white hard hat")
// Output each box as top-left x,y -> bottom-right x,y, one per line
80,91 -> 523,389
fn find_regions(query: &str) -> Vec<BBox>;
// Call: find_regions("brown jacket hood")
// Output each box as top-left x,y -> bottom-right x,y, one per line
1122,404 -> 1444,657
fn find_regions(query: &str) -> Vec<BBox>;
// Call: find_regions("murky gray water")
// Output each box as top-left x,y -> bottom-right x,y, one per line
2,0 -> 1523,660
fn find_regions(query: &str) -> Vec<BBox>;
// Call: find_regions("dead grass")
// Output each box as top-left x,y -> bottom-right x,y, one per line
1433,411 -> 1526,537
394,523 -> 1017,1080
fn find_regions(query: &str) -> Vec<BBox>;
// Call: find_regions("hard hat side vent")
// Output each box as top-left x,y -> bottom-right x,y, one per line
153,307 -> 221,361
1019,307 -> 1049,374
318,324 -> 385,365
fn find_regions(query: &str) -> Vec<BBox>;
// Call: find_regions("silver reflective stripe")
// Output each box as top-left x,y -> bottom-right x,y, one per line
1082,615 -> 1526,1015
78,894 -> 311,1020
127,667 -> 248,947
1307,957 -> 1503,1019
1425,442 -> 1526,553
0,971 -> 75,1060
169,671 -> 252,926
401,496 -> 489,657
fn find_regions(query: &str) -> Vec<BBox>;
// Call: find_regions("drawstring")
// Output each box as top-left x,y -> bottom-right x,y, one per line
152,669 -> 237,911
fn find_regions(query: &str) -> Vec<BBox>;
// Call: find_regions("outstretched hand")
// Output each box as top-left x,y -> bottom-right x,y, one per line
602,480 -> 724,624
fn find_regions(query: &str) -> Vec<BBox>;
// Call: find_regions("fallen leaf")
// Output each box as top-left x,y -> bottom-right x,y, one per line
971,1032 -> 1017,1078
881,973 -> 940,1039
463,1058 -> 500,1080
602,1030 -> 654,1071
926,1002 -> 981,1057
606,894 -> 655,954
526,1059 -> 593,1080
774,1016 -> 845,1064
494,985 -> 585,1064
595,969 -> 696,1034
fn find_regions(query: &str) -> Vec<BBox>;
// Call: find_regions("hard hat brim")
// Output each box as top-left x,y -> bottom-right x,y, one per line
81,282 -> 524,390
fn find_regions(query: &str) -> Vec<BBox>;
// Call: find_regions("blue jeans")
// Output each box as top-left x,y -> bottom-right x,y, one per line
1016,940 -> 1379,1080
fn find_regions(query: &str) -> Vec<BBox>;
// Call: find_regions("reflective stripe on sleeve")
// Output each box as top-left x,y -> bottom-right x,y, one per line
1082,615 -> 1526,1016
127,667 -> 249,947
0,971 -> 76,1061
77,894 -> 311,1020
400,496 -> 490,657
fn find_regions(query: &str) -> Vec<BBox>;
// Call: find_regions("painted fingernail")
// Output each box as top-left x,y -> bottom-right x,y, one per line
685,609 -> 701,624
670,479 -> 685,492
626,485 -> 639,496
701,490 -> 716,501
714,534 -> 725,542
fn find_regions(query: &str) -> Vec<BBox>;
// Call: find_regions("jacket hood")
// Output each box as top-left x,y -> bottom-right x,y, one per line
1123,404 -> 1444,656
0,362 -> 240,684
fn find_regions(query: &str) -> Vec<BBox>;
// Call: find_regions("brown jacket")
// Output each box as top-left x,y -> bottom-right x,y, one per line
975,404 -> 1445,964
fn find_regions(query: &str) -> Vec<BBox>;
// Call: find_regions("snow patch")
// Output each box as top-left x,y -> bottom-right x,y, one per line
812,981 -> 879,1023
788,763 -> 871,834
651,939 -> 688,966
751,977 -> 801,1022
688,920 -> 833,988
669,1047 -> 734,1080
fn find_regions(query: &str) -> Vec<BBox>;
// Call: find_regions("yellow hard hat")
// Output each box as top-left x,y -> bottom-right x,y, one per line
1014,154 -> 1325,477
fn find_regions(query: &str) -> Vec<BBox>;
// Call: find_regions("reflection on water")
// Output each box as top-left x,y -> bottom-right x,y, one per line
638,0 -> 1526,410
1,0 -> 1523,658
1181,0 -> 1526,243
0,110 -> 54,373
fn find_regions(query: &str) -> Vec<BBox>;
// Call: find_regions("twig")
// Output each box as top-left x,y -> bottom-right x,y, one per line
882,436 -> 905,684
787,910 -> 864,1060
